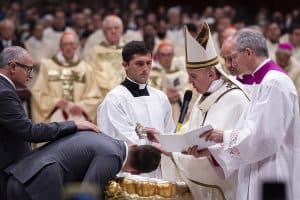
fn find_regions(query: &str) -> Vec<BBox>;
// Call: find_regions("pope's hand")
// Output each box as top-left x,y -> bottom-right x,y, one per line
75,121 -> 101,133
200,129 -> 224,143
146,128 -> 160,143
182,145 -> 210,158
151,142 -> 171,157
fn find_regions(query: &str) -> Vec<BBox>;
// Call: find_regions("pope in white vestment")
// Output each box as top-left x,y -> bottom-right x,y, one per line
204,29 -> 300,200
163,23 -> 250,200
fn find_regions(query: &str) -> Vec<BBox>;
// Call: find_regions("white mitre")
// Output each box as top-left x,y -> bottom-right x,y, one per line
184,22 -> 247,95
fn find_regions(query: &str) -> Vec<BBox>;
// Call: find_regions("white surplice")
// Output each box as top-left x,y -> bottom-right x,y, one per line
97,84 -> 175,145
167,79 -> 249,200
97,82 -> 175,178
210,70 -> 300,200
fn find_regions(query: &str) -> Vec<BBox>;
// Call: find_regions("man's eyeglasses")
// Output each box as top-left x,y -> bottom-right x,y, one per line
9,62 -> 34,74
224,50 -> 246,63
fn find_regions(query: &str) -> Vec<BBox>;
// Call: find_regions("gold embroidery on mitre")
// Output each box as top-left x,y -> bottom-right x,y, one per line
195,23 -> 209,49
186,56 -> 219,69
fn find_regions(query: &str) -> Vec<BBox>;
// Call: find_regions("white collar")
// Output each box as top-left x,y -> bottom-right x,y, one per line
101,37 -> 125,48
0,73 -> 16,90
237,58 -> 271,79
207,79 -> 225,93
126,77 -> 147,89
56,51 -> 79,66
252,58 -> 271,74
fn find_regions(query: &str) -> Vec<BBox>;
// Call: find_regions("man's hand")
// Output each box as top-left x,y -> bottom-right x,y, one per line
56,99 -> 69,110
75,121 -> 101,133
69,105 -> 82,116
182,145 -> 211,158
200,129 -> 224,143
146,128 -> 160,143
166,88 -> 181,104
151,142 -> 171,157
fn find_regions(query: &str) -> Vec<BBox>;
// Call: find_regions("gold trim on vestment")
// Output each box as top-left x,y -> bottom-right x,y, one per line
51,56 -> 80,67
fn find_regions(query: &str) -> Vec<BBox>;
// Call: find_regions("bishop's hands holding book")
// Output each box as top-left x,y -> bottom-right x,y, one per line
142,123 -> 222,159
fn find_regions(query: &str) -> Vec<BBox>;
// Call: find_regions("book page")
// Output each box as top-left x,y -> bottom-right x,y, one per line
154,134 -> 189,152
155,125 -> 215,152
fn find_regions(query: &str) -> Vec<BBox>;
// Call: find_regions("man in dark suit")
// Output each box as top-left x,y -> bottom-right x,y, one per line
5,131 -> 161,200
0,46 -> 100,199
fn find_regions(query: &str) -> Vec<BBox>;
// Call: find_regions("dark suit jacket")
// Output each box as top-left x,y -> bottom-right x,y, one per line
0,75 -> 77,170
0,76 -> 77,199
0,75 -> 77,199
6,132 -> 126,200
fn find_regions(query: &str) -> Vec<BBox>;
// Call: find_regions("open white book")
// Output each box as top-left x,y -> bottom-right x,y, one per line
154,125 -> 215,152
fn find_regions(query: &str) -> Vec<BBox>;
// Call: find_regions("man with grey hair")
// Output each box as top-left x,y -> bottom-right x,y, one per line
85,15 -> 125,96
0,46 -> 100,199
188,29 -> 300,199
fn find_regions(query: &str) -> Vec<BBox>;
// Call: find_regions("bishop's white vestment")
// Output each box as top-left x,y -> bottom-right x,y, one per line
165,79 -> 249,200
210,59 -> 300,200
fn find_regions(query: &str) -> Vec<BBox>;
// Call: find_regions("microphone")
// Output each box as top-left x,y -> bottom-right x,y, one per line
176,90 -> 193,133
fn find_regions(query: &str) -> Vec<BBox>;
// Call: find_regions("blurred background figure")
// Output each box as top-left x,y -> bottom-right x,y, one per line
43,10 -> 74,58
31,32 -> 101,124
85,15 -> 125,97
0,18 -> 30,116
150,42 -> 189,121
275,42 -> 299,71
0,19 -> 23,52
275,42 -> 300,105
280,23 -> 300,63
72,12 -> 92,51
165,6 -> 185,57
212,15 -> 232,53
24,20 -> 47,67
288,24 -> 300,63
265,21 -> 281,60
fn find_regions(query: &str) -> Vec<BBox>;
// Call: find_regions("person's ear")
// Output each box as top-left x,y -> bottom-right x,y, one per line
122,61 -> 128,69
8,62 -> 17,75
245,48 -> 252,56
